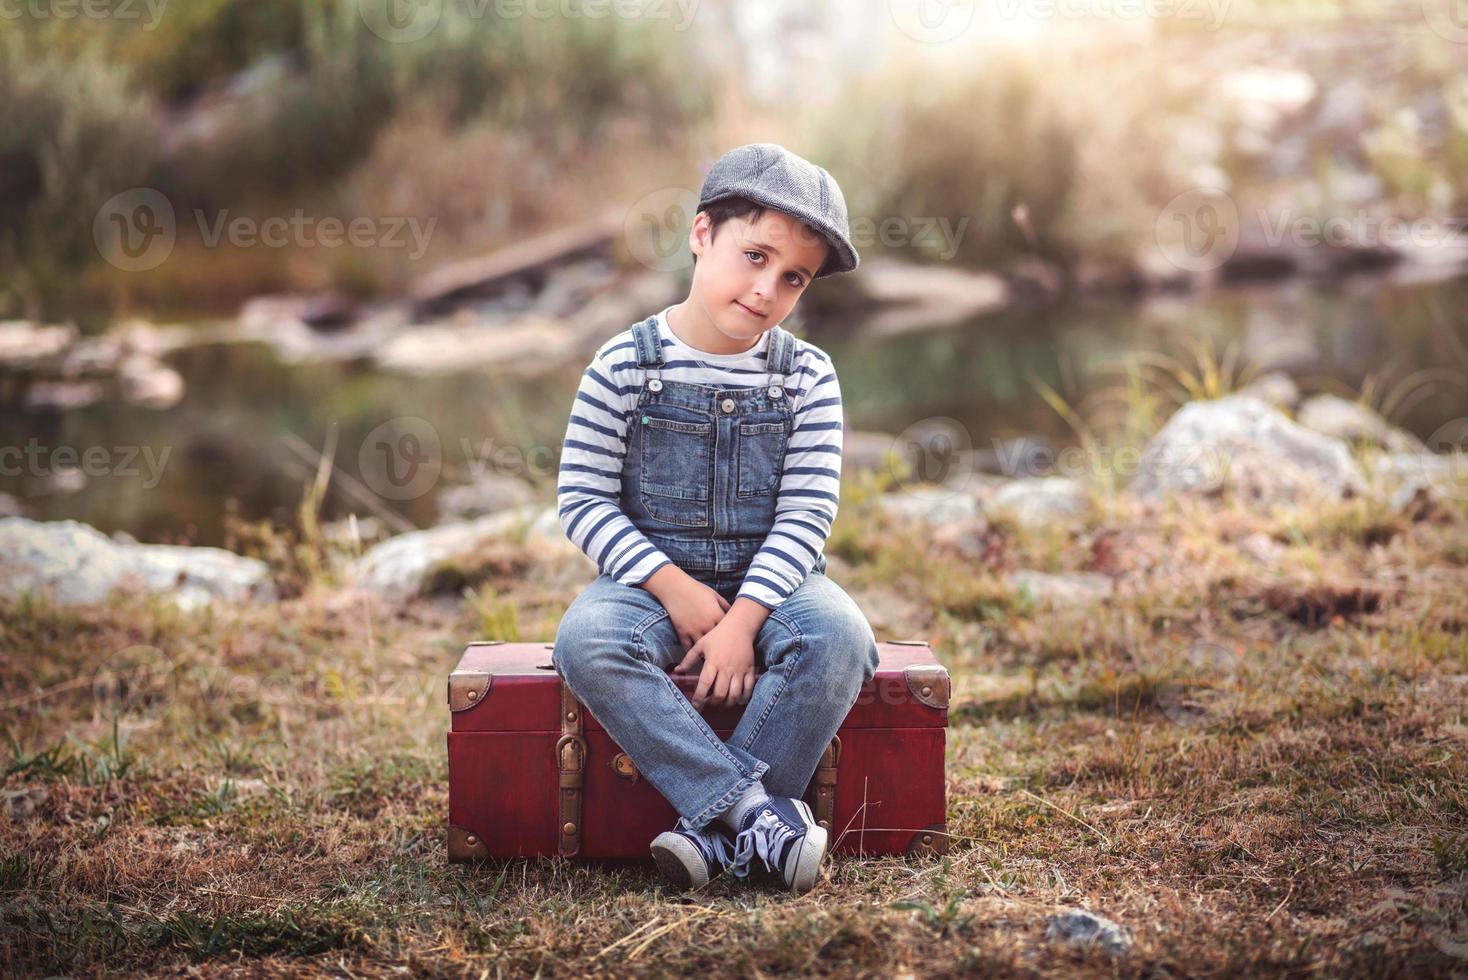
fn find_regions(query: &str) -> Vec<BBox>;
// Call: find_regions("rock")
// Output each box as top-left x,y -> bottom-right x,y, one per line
0,321 -> 76,367
1237,532 -> 1283,564
1128,395 -> 1365,508
373,312 -> 575,376
0,493 -> 25,518
1297,394 -> 1426,453
61,334 -> 125,374
1045,909 -> 1132,955
987,477 -> 1090,528
1238,372 -> 1300,410
855,258 -> 1009,337
118,355 -> 185,409
23,380 -> 104,412
843,430 -> 903,476
436,472 -> 538,523
347,504 -> 569,600
0,518 -> 275,610
875,487 -> 980,526
1008,570 -> 1112,607
1373,451 -> 1468,503
237,295 -> 411,364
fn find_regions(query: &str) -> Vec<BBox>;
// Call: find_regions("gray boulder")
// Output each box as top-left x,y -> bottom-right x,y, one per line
1297,394 -> 1426,453
347,504 -> 578,600
987,477 -> 1090,528
0,518 -> 274,610
1128,395 -> 1365,507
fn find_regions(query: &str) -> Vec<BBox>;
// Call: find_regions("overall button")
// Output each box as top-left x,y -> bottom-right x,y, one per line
721,398 -> 736,413
647,378 -> 663,392
767,385 -> 783,399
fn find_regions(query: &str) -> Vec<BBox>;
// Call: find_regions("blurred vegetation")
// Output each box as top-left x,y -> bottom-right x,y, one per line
3,1 -> 1467,317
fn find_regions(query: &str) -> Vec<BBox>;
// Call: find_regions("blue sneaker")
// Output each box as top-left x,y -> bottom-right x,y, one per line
650,817 -> 737,889
730,797 -> 829,894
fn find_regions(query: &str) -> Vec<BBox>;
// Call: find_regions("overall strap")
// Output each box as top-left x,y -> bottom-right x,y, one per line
630,315 -> 665,368
766,326 -> 798,377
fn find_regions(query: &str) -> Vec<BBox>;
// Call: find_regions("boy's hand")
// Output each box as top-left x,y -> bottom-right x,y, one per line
674,619 -> 756,710
640,565 -> 729,652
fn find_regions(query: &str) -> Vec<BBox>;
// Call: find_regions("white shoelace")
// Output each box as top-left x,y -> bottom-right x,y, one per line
675,818 -> 737,870
730,810 -> 799,879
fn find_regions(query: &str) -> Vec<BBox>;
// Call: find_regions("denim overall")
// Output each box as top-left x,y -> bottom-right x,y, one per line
553,314 -> 877,832
620,313 -> 828,592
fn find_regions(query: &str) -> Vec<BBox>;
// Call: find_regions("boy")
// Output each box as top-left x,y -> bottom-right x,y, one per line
552,143 -> 878,894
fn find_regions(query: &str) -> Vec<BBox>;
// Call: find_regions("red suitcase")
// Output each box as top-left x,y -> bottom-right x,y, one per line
446,639 -> 949,862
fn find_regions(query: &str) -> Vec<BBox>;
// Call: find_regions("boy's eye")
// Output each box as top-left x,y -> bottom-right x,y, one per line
746,250 -> 805,288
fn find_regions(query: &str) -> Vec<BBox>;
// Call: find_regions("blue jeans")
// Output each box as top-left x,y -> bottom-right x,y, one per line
551,560 -> 880,831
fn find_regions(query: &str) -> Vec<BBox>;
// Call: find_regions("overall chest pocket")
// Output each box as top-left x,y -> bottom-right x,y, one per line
736,420 -> 791,498
638,414 -> 713,527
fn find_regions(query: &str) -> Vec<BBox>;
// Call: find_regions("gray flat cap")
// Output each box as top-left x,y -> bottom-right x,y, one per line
697,143 -> 859,278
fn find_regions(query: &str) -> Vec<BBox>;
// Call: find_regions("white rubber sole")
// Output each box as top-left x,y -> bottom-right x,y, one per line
784,801 -> 829,894
650,832 -> 710,889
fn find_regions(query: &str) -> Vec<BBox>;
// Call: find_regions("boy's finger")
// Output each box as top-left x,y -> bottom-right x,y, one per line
693,668 -> 715,708
673,640 -> 702,674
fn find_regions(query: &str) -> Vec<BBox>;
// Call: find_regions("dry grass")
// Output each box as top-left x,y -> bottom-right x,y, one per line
2,483 -> 1467,977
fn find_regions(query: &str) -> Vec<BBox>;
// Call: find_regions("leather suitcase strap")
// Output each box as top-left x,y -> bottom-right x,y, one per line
811,735 -> 841,832
556,682 -> 586,856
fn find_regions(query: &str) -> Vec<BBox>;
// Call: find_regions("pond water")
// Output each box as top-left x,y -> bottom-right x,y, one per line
3,271 -> 1464,546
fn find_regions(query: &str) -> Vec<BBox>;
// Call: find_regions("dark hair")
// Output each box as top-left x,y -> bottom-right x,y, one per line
694,196 -> 831,278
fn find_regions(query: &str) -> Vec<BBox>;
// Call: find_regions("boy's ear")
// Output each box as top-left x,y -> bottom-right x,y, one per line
688,209 -> 711,260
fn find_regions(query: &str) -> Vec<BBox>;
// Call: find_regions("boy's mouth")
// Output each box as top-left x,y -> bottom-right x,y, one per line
734,300 -> 767,319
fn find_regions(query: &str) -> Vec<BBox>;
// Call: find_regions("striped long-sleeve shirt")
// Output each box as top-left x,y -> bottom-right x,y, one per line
556,305 -> 843,612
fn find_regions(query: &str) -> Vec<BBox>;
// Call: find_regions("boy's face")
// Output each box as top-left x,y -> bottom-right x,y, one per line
687,207 -> 830,345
